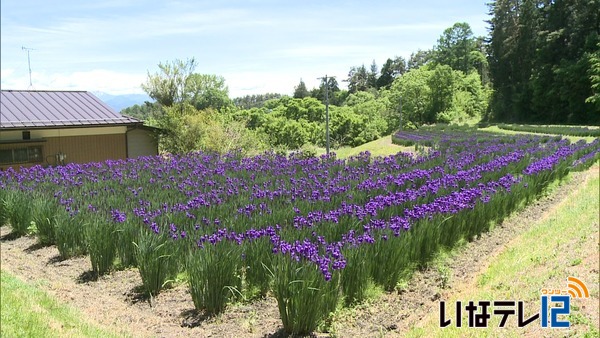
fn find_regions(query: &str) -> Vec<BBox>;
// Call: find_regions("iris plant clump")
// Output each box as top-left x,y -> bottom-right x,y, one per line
3,189 -> 33,237
31,197 -> 59,245
1,131 -> 598,335
0,188 -> 7,227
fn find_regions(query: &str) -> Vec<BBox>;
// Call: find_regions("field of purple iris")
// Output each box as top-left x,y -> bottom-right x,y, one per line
1,130 -> 598,334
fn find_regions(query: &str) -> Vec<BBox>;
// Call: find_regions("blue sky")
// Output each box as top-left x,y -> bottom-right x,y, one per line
1,0 -> 490,98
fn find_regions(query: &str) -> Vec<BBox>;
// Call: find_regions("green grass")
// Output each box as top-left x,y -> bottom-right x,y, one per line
316,135 -> 414,159
0,270 -> 127,338
497,124 -> 600,137
405,166 -> 600,337
480,125 -> 598,143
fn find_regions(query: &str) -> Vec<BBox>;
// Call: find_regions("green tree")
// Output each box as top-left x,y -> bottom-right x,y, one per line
377,57 -> 406,89
186,74 -> 233,112
445,71 -> 490,123
388,64 -> 487,127
389,67 -> 432,126
141,58 -> 197,107
120,102 -> 161,121
311,77 -> 342,105
282,97 -> 324,122
586,42 -> 600,112
471,37 -> 490,85
142,58 -> 233,113
427,65 -> 456,123
433,22 -> 478,73
293,79 -> 310,99
407,49 -> 432,70
346,65 -> 369,93
155,104 -> 268,155
368,60 -> 379,89
487,0 -> 523,121
329,106 -> 386,147
142,58 -> 270,154
258,115 -> 322,150
233,93 -> 282,109
152,103 -> 200,153
237,97 -> 327,149
487,0 -> 599,123
530,0 -> 599,123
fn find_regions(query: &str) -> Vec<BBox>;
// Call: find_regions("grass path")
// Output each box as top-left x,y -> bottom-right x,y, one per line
481,125 -> 598,143
316,135 -> 414,158
1,270 -> 125,338
405,165 -> 599,337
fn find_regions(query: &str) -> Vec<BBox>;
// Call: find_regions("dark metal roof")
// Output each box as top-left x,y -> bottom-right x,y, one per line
0,90 -> 142,129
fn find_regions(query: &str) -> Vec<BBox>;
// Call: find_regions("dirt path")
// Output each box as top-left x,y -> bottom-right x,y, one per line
0,232 -> 282,338
1,167 -> 598,337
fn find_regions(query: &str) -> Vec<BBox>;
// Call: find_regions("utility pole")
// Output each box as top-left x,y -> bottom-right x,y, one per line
318,75 -> 333,155
22,46 -> 35,88
325,75 -> 330,155
399,95 -> 403,130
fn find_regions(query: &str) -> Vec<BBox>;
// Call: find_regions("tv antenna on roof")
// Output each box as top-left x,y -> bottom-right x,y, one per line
22,46 -> 35,88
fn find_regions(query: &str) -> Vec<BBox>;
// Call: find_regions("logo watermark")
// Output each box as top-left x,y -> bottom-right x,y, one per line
439,276 -> 589,328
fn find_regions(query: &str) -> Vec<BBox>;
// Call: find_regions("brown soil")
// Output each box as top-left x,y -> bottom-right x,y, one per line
1,167 -> 598,338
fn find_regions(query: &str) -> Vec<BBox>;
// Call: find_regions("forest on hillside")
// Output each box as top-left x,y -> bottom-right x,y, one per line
122,0 -> 600,154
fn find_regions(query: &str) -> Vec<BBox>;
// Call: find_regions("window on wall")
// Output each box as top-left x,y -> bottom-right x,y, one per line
0,146 -> 43,164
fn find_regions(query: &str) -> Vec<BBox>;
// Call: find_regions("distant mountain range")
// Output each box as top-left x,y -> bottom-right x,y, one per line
94,92 -> 152,112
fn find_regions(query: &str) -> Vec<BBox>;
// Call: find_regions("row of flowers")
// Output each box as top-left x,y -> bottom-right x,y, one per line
1,132 -> 598,335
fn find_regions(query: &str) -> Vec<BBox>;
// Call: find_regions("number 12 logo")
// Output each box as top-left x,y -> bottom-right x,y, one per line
540,295 -> 570,328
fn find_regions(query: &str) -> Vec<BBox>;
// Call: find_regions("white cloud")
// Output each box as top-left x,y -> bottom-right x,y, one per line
275,45 -> 367,59
12,7 -> 261,47
223,69 -> 350,98
1,1 -> 492,98
1,69 -> 146,95
335,22 -> 452,34
223,71 -> 297,97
